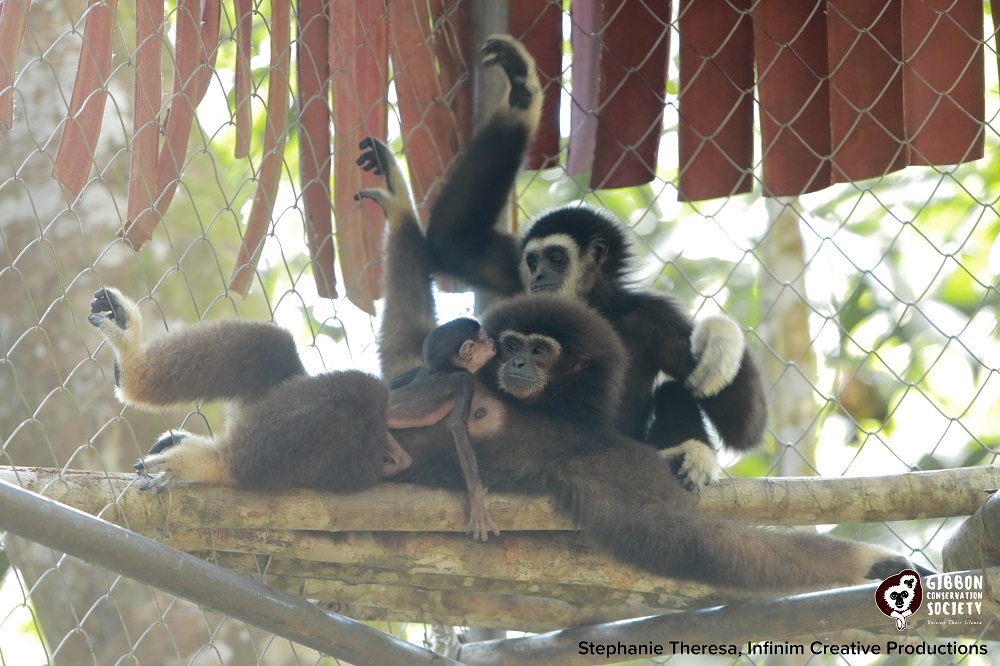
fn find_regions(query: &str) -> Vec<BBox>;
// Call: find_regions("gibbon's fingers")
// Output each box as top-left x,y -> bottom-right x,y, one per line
481,35 -> 540,114
687,314 -> 746,398
659,439 -> 719,490
356,137 -> 387,176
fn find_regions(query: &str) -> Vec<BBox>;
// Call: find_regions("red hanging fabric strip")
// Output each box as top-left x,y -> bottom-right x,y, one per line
123,0 -> 164,247
298,0 -> 337,299
52,0 -> 117,197
677,0 -> 754,202
389,0 -> 460,216
229,0 -> 291,296
902,0 -> 984,166
754,0 -> 831,197
510,0 -> 563,170
591,0 -> 672,190
0,0 -> 30,129
329,0 -> 388,314
827,0 -> 906,184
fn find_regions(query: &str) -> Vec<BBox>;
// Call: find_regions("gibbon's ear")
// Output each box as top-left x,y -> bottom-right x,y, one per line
572,357 -> 593,372
589,238 -> 610,265
458,339 -> 476,360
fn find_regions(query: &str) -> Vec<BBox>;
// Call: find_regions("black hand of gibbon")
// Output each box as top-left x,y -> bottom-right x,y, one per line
482,36 -> 535,111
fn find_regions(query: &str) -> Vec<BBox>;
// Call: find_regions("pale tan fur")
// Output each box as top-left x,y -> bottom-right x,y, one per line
140,432 -> 237,488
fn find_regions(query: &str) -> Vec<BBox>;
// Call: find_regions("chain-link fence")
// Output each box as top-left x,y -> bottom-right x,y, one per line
2,0 -> 1000,663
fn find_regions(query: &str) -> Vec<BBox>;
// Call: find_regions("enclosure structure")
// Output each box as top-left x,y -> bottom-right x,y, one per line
2,0 -> 1000,664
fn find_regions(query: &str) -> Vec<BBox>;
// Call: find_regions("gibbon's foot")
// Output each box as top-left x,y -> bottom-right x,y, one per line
379,433 -> 413,478
467,485 -> 500,542
660,439 -> 720,490
89,288 -> 129,331
482,35 -> 540,112
134,433 -> 236,492
354,137 -> 415,224
148,430 -> 189,455
687,314 -> 746,399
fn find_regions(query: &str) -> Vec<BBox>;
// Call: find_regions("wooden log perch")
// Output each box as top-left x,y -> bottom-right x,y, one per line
2,464 -> 997,533
943,490 -> 1000,571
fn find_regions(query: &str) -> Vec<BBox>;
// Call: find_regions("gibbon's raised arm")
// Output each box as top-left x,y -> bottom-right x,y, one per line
424,36 -> 540,297
355,137 -> 437,378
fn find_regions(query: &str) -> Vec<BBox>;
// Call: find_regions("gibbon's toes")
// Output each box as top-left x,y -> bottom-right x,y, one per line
136,472 -> 170,493
148,431 -> 188,455
90,288 -> 129,331
467,486 -> 500,542
133,458 -> 146,474
661,439 -> 719,490
481,35 -> 535,110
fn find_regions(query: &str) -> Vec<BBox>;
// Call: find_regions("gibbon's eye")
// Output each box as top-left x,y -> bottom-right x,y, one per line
549,250 -> 566,265
525,254 -> 538,272
505,340 -> 518,354
532,346 -> 546,356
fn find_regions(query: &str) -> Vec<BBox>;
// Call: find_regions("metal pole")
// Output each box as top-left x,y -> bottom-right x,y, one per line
0,479 -> 459,666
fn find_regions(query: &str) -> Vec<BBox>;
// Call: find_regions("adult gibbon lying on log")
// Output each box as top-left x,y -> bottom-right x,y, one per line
424,35 -> 766,488
89,284 -> 929,592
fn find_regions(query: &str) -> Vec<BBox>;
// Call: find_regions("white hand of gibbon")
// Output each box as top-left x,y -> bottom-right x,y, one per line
686,315 -> 746,398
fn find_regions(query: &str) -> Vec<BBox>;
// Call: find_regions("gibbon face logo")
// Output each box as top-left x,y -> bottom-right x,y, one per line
874,569 -> 923,630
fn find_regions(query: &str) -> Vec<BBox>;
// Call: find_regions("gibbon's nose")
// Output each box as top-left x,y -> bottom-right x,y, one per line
511,356 -> 526,369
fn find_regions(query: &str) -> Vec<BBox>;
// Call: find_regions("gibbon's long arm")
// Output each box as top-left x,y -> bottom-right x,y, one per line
356,137 -> 437,379
424,36 -> 539,296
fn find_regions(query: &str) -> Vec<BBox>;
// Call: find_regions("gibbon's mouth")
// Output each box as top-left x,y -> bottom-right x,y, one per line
530,283 -> 560,293
501,374 -> 540,398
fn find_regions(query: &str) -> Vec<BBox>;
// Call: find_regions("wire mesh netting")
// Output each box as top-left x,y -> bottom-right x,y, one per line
2,0 -> 1000,663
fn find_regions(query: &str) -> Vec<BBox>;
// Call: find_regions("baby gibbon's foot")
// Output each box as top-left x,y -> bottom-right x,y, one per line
467,485 -> 500,542
354,137 -> 416,224
482,35 -> 540,112
687,314 -> 745,399
660,439 -> 720,490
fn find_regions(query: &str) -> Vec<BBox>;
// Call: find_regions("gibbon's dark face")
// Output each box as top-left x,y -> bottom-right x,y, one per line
520,234 -> 577,295
494,329 -> 562,399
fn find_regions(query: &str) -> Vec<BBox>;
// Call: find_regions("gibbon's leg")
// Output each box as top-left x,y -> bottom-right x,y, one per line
355,137 -> 436,379
89,288 -> 306,409
135,370 -> 407,493
424,35 -> 539,296
646,381 -> 719,488
226,370 -> 404,492
552,441 -> 930,592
